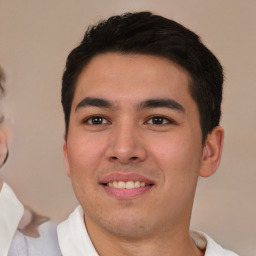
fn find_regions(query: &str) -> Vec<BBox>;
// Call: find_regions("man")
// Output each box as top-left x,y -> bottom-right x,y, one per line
0,67 -> 61,256
58,12 -> 238,256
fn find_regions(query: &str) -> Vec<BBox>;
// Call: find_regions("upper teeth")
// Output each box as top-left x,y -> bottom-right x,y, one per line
107,181 -> 146,189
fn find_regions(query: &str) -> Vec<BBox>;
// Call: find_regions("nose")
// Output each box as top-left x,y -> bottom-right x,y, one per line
105,121 -> 147,164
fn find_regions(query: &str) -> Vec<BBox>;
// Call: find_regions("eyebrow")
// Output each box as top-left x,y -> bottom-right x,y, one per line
75,97 -> 113,111
138,98 -> 185,112
75,97 -> 185,113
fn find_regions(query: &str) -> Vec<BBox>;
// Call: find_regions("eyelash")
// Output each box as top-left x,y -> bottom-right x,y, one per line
82,115 -> 110,125
82,115 -> 175,126
145,116 -> 175,125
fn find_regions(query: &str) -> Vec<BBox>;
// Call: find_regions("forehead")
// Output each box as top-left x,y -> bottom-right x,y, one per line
72,53 -> 194,109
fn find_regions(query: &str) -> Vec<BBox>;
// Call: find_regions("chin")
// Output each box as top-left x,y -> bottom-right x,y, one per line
102,217 -> 153,239
82,199 -> 159,238
101,208 -> 160,238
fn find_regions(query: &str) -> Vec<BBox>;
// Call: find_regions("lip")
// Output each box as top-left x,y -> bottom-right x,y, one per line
102,185 -> 152,199
100,172 -> 155,184
99,172 -> 155,199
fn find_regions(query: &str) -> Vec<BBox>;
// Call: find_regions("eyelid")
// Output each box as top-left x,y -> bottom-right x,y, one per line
145,115 -> 176,125
82,115 -> 111,125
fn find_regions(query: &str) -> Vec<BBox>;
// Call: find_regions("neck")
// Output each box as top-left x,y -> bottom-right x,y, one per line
85,216 -> 204,256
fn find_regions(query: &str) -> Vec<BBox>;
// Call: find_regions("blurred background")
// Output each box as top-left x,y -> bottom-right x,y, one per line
0,1 -> 255,255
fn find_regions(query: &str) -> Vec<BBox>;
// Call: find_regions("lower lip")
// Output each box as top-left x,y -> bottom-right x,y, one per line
102,185 -> 152,199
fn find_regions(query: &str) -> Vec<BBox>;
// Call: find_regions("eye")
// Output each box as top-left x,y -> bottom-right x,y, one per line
83,115 -> 109,125
146,116 -> 173,125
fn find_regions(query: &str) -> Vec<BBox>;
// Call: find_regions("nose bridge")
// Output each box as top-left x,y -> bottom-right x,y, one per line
106,116 -> 147,163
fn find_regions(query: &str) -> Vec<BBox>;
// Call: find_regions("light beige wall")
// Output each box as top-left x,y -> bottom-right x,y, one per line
0,1 -> 255,255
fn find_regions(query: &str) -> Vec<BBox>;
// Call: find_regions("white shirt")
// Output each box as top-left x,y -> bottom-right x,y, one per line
8,222 -> 62,256
0,183 -> 62,256
58,205 -> 239,256
0,183 -> 24,256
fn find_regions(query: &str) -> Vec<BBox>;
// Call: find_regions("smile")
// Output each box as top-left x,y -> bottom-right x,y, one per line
100,172 -> 154,198
107,181 -> 148,189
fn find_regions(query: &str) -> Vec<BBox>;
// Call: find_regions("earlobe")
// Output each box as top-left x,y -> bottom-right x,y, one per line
0,130 -> 8,167
63,141 -> 71,177
199,126 -> 224,177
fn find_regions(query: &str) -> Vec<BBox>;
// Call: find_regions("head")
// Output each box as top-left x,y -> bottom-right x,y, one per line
62,11 -> 223,143
61,12 -> 224,244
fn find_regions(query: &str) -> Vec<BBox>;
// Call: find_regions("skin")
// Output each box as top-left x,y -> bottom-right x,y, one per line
64,53 -> 224,256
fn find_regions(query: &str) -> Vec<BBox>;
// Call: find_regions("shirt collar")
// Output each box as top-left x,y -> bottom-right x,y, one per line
0,183 -> 24,256
191,230 -> 238,256
57,206 -> 99,256
57,206 -> 238,256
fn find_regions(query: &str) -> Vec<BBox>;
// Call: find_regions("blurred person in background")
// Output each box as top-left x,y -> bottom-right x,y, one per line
0,66 -> 61,256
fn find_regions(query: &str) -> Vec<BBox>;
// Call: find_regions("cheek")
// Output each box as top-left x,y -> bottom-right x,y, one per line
67,135 -> 105,205
68,134 -> 106,173
149,132 -> 202,181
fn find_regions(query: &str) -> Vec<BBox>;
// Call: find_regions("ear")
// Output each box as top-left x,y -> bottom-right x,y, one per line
0,129 -> 8,167
63,141 -> 71,178
199,126 -> 224,177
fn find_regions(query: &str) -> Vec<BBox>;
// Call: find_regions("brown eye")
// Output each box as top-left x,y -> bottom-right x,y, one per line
86,116 -> 108,125
152,116 -> 164,124
147,116 -> 171,125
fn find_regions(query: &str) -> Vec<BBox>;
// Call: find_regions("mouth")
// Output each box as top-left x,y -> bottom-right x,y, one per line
103,180 -> 153,189
100,173 -> 154,198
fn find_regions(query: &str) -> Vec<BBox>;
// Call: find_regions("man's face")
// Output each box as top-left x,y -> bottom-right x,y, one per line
64,53 -> 219,238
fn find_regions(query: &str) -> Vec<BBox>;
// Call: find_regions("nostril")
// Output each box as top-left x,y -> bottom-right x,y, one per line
130,156 -> 138,160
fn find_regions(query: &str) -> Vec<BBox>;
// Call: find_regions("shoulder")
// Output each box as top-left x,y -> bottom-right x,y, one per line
9,221 -> 62,256
25,221 -> 62,256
